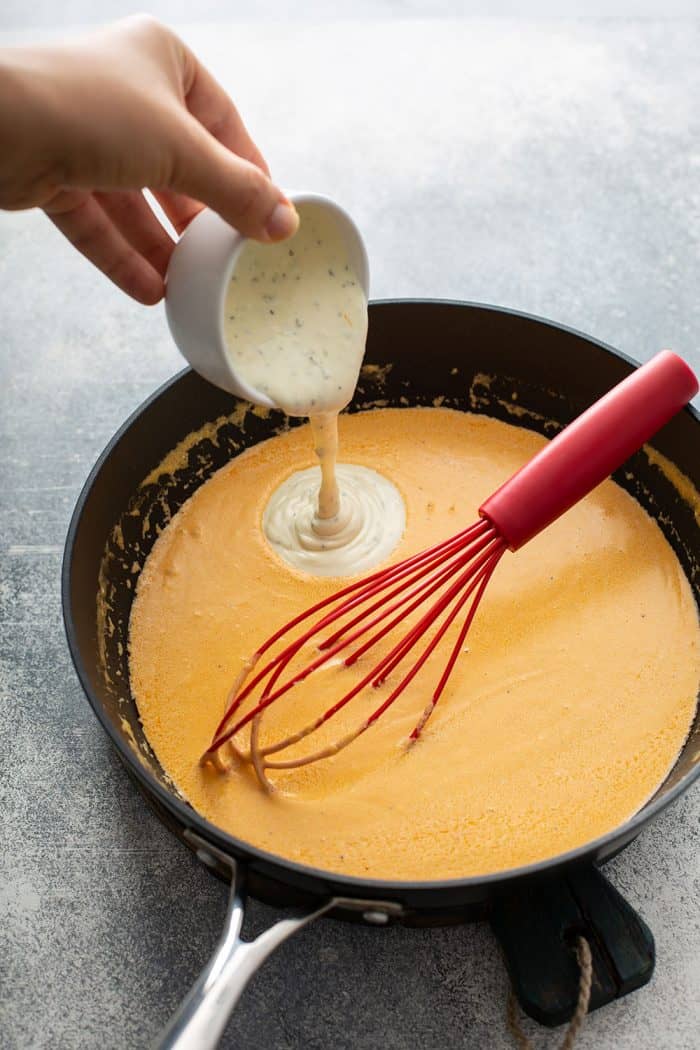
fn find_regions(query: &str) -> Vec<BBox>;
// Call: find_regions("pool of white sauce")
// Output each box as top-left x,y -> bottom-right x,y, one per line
263,463 -> 406,577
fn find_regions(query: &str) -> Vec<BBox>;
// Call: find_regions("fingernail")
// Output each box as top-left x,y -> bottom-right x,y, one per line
265,201 -> 299,241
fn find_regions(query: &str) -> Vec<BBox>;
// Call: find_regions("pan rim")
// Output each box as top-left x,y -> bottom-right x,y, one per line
61,297 -> 700,898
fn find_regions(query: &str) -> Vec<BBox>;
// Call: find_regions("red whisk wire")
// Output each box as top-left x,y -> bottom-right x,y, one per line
206,522 -> 507,775
260,516 -> 490,656
208,517 -> 493,746
263,537 -> 506,771
410,545 -> 504,740
370,539 -> 504,687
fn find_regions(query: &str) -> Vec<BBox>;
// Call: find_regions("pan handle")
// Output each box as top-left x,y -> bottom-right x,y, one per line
155,832 -> 403,1050
490,864 -> 655,1027
154,846 -> 333,1050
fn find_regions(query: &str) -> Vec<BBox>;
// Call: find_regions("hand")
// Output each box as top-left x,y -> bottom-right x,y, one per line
0,16 -> 299,304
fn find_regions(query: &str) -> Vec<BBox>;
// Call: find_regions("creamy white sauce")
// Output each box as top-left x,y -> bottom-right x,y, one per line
263,461 -> 405,577
223,202 -> 404,575
223,203 -> 367,416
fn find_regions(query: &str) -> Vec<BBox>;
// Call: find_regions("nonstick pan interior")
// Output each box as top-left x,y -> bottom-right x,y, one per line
63,300 -> 700,908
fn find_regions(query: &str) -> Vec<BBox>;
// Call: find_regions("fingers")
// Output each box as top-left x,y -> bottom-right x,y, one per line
152,32 -> 280,241
169,118 -> 298,242
93,189 -> 175,276
45,189 -> 164,304
180,45 -> 270,176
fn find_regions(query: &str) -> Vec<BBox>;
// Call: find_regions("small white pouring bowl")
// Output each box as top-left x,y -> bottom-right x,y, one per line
165,192 -> 370,408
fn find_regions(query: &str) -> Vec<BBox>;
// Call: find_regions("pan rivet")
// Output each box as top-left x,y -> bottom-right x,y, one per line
363,910 -> 389,925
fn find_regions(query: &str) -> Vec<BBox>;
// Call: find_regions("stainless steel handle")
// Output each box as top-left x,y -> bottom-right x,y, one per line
154,832 -> 404,1050
154,851 -> 333,1050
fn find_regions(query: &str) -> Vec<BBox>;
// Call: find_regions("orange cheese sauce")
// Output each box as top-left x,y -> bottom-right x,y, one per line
129,408 -> 700,879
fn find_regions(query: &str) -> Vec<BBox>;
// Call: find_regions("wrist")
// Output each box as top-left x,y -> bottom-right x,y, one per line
0,47 -> 67,209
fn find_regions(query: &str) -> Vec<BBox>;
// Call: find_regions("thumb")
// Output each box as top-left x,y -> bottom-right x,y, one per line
169,118 -> 299,242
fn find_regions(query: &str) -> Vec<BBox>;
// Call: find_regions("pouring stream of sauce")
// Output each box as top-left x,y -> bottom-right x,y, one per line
311,412 -> 341,521
223,203 -> 403,575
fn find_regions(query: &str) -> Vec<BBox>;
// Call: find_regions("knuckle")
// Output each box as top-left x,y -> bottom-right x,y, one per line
1,163 -> 66,212
121,13 -> 166,38
121,14 -> 185,76
235,165 -> 269,223
142,236 -> 173,271
103,247 -> 144,294
206,114 -> 231,142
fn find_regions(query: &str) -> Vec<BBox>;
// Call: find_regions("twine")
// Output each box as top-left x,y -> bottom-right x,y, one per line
507,936 -> 593,1050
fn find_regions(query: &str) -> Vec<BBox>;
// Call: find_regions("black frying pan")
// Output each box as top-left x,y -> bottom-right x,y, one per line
62,301 -> 700,1047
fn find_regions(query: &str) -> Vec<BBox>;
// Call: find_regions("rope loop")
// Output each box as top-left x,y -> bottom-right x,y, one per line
507,935 -> 593,1050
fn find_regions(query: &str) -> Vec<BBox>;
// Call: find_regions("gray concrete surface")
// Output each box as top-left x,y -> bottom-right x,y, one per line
2,9 -> 700,1050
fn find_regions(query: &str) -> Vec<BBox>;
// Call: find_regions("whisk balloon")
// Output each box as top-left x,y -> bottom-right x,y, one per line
202,351 -> 697,790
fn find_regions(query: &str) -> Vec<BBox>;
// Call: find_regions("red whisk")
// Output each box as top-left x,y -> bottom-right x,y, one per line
202,351 -> 698,790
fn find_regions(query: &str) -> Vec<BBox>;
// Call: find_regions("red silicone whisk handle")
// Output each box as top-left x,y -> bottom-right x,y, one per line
479,350 -> 698,551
